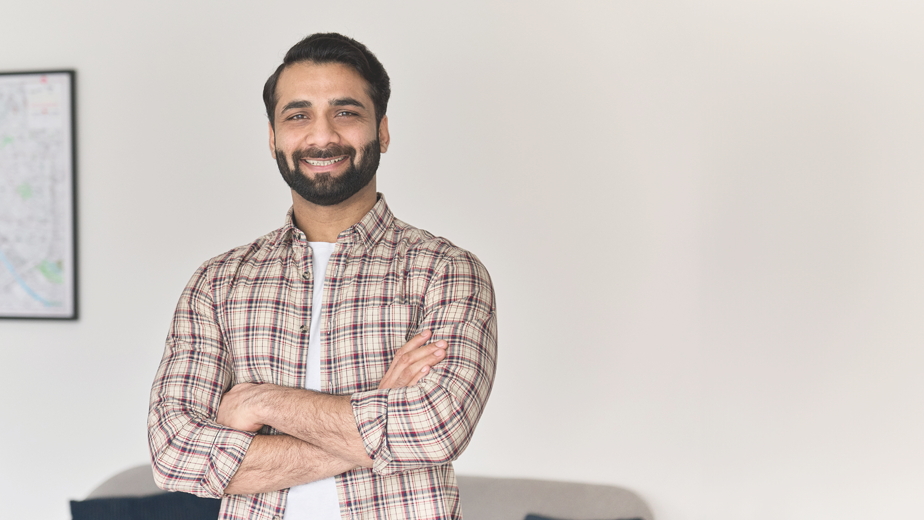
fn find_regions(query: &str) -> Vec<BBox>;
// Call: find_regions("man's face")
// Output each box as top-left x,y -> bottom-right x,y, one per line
269,61 -> 389,206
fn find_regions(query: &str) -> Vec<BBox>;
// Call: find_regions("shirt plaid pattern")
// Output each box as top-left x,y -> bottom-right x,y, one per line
148,195 -> 497,520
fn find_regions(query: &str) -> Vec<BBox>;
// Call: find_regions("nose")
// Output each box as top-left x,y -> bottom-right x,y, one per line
305,115 -> 340,149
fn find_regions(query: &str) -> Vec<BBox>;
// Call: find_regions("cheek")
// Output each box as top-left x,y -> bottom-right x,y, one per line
276,140 -> 302,164
351,130 -> 379,157
348,125 -> 378,145
273,147 -> 295,171
275,135 -> 298,153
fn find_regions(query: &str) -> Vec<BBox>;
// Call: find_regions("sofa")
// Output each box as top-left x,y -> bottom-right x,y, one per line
75,464 -> 654,520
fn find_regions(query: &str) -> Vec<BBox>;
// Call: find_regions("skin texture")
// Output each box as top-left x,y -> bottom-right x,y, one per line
223,435 -> 356,495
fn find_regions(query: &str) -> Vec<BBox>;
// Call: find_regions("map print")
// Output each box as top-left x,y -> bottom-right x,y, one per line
0,72 -> 75,318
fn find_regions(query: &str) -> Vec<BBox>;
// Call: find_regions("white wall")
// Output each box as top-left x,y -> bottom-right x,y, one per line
2,1 -> 923,519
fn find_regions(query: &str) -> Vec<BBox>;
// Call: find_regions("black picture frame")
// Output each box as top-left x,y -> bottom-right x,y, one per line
0,70 -> 78,319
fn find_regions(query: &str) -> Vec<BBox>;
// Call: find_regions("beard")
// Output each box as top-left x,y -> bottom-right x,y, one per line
275,138 -> 380,207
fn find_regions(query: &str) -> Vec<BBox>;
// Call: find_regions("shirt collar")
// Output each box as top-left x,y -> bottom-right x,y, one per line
279,193 -> 394,249
344,193 -> 394,248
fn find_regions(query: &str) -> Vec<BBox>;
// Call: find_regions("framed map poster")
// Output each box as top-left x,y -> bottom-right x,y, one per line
0,70 -> 77,319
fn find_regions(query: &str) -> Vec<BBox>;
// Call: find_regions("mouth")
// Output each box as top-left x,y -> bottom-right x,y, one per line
303,156 -> 347,167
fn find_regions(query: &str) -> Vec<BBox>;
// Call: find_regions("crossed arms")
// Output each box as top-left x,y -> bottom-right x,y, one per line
148,247 -> 497,499
218,331 -> 447,494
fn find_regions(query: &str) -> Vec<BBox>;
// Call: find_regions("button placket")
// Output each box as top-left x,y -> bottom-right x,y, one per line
298,243 -> 313,339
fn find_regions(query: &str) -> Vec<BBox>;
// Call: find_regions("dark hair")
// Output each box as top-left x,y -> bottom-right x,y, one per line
263,33 -> 391,128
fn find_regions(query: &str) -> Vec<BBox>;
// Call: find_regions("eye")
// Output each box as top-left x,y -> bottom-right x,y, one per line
288,113 -> 308,120
336,110 -> 357,117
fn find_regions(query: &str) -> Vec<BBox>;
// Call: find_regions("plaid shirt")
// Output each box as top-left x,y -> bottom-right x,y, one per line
148,195 -> 497,520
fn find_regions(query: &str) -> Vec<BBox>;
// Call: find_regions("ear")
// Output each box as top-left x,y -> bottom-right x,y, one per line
268,121 -> 277,160
378,115 -> 390,153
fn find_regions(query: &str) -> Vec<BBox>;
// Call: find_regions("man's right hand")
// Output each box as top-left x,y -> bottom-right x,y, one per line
378,330 -> 448,390
223,331 -> 448,495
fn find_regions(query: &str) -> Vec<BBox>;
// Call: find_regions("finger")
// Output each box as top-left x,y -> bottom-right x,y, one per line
395,330 -> 432,357
397,340 -> 447,367
387,342 -> 445,387
378,334 -> 442,390
405,343 -> 448,386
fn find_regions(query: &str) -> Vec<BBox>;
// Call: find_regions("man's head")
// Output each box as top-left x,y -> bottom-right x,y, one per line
265,33 -> 391,207
263,33 -> 390,129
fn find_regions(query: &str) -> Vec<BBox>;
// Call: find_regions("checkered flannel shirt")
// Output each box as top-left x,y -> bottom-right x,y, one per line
148,195 -> 497,520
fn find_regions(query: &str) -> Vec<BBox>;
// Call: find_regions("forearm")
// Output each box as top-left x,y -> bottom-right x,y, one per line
224,434 -> 357,495
217,332 -> 450,473
252,387 -> 373,468
148,404 -> 255,497
149,262 -> 251,498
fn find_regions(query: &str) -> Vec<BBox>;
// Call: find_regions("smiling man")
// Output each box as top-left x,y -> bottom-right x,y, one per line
148,33 -> 497,520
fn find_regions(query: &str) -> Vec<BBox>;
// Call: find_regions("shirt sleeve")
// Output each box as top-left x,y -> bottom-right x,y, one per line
147,262 -> 255,498
351,249 -> 498,475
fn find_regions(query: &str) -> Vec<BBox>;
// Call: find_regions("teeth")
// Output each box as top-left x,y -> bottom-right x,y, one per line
305,157 -> 346,166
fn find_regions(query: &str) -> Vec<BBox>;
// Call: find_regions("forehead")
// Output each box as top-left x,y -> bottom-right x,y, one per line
275,61 -> 373,113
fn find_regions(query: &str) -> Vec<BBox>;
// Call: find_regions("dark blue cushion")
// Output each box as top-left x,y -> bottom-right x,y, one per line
70,492 -> 221,520
525,515 -> 642,520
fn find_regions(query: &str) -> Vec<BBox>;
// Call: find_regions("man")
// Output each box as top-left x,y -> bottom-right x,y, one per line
148,33 -> 497,520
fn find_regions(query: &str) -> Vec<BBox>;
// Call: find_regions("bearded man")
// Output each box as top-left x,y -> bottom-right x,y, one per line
147,33 -> 497,520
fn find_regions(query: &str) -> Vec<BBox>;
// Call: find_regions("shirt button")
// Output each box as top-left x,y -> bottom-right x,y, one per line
299,325 -> 308,333
301,271 -> 309,280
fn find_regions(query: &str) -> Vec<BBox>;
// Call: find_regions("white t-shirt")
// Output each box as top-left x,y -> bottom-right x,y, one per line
283,241 -> 340,520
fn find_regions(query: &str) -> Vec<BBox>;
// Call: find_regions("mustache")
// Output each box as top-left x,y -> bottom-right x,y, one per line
291,144 -> 356,161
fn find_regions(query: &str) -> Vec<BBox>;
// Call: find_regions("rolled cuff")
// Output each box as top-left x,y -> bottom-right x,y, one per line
351,389 -> 394,474
149,412 -> 257,498
351,382 -> 473,476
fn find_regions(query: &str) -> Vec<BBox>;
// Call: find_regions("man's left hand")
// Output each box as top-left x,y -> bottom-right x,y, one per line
217,383 -> 268,432
378,330 -> 447,390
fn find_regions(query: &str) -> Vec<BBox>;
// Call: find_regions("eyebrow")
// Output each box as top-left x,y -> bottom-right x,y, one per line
280,97 -> 367,114
281,100 -> 311,112
330,97 -> 366,110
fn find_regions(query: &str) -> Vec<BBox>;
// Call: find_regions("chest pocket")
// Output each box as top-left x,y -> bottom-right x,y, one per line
331,303 -> 419,393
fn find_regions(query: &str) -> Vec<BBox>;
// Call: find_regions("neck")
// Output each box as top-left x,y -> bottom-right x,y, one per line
290,181 -> 377,242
